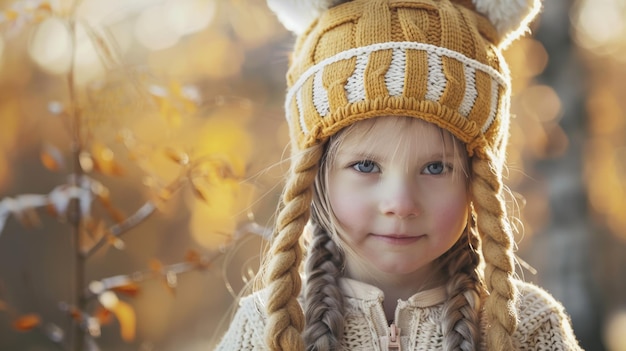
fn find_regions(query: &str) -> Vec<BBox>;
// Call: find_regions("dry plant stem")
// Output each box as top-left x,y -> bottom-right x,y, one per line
83,201 -> 156,258
83,177 -> 186,258
66,17 -> 85,351
88,252 -> 223,300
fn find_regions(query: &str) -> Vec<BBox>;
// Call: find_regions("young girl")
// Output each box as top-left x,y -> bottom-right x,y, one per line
216,0 -> 582,350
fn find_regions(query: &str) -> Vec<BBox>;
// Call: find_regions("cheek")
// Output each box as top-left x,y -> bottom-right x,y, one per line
329,181 -> 370,231
431,191 -> 469,234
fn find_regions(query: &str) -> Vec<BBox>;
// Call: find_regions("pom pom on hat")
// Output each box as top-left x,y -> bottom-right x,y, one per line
268,0 -> 542,47
266,0 -> 351,35
472,0 -> 543,47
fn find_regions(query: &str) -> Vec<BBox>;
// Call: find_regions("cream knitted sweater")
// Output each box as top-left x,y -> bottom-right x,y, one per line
215,278 -> 582,350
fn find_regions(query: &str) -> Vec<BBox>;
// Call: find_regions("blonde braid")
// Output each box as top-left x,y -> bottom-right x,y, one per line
440,217 -> 486,351
303,223 -> 345,350
265,145 -> 324,351
470,156 -> 518,350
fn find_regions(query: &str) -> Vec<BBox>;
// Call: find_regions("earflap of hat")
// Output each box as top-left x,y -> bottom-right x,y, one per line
471,0 -> 543,47
266,0 -> 352,35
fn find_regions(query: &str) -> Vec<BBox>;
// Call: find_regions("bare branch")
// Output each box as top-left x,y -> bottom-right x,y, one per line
83,202 -> 156,258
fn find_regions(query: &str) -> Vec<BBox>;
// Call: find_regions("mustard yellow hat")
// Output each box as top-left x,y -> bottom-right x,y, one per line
271,0 -> 541,162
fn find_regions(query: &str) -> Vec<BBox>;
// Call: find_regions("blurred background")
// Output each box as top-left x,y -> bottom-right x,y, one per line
0,0 -> 624,350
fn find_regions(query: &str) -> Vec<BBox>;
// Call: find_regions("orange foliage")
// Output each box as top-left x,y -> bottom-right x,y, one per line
164,147 -> 190,166
90,142 -> 124,176
12,314 -> 41,332
40,143 -> 65,172
94,306 -> 113,326
149,259 -> 163,273
110,300 -> 136,342
112,283 -> 141,298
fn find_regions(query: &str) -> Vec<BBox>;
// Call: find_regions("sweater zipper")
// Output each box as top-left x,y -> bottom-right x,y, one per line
388,323 -> 401,351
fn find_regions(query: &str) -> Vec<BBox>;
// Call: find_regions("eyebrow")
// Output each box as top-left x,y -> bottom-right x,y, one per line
337,150 -> 457,162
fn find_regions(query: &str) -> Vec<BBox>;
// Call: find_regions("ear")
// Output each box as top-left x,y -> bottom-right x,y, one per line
472,0 -> 543,47
266,0 -> 351,35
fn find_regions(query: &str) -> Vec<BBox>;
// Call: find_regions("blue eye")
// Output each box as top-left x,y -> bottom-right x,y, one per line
352,160 -> 379,173
423,162 -> 447,175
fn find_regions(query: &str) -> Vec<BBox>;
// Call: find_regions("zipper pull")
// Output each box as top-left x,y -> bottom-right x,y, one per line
388,323 -> 401,351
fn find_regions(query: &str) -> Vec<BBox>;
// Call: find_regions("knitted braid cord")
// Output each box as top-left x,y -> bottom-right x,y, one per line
471,155 -> 518,350
265,145 -> 324,351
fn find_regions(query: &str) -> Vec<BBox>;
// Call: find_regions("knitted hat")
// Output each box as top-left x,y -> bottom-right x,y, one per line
263,0 -> 543,350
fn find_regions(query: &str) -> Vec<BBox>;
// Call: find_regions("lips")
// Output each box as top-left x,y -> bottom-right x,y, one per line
371,233 -> 424,245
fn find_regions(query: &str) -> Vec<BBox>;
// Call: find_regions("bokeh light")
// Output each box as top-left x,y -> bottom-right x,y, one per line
133,0 -> 216,51
0,36 -> 4,66
605,309 -> 626,351
28,17 -> 72,74
573,0 -> 626,58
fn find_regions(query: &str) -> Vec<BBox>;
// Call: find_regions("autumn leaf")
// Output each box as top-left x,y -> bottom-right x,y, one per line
91,142 -> 124,176
45,203 -> 58,217
15,207 -> 42,229
164,147 -> 189,165
101,201 -> 126,224
94,306 -> 113,326
106,234 -> 126,250
13,314 -> 41,331
149,259 -> 177,296
80,220 -> 107,254
149,259 -> 163,273
185,250 -> 210,269
110,300 -> 136,342
156,187 -> 173,201
91,183 -> 126,224
3,10 -> 19,21
40,143 -> 65,171
111,283 -> 140,297
150,93 -> 182,128
69,307 -> 82,321
190,179 -> 209,204
185,250 -> 201,264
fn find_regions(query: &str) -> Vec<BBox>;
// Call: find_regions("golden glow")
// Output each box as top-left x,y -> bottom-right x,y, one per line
574,0 -> 626,57
604,310 -> 626,351
134,4 -> 181,51
0,36 -> 4,68
133,0 -> 216,51
28,17 -> 72,74
164,0 -> 216,37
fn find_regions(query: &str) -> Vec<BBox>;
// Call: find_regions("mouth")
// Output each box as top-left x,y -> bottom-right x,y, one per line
370,233 -> 424,245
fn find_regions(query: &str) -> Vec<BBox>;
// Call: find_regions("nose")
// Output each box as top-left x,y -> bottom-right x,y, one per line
378,178 -> 420,219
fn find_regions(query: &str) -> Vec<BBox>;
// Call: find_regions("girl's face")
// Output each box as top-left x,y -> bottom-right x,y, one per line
326,117 -> 469,284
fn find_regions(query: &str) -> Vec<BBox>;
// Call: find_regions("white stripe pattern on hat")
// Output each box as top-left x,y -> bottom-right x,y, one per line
313,70 -> 330,117
483,78 -> 501,133
425,51 -> 446,102
287,42 -> 508,138
295,85 -> 308,135
385,48 -> 406,97
345,53 -> 369,103
459,66 -> 478,117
